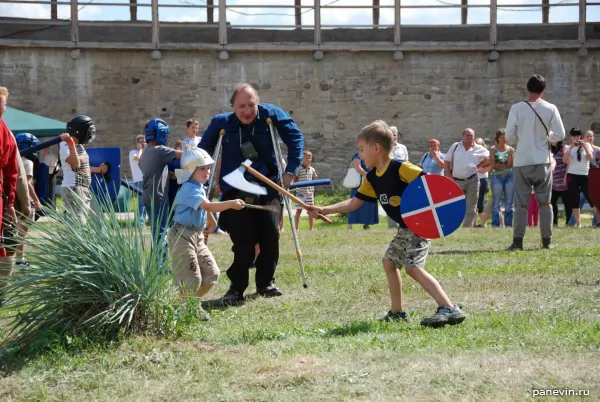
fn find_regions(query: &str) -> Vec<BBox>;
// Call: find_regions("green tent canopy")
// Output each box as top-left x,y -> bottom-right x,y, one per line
4,106 -> 66,138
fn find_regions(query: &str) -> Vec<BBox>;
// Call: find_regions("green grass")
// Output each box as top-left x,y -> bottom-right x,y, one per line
1,217 -> 599,401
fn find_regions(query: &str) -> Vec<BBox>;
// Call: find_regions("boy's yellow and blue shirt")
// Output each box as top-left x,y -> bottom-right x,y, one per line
355,159 -> 424,228
172,178 -> 208,228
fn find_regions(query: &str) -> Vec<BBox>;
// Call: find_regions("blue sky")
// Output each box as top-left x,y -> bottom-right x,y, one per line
2,0 -> 599,26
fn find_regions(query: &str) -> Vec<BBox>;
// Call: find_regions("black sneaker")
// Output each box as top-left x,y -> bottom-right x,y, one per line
220,289 -> 244,306
380,310 -> 410,323
420,306 -> 466,328
15,260 -> 29,267
256,285 -> 283,298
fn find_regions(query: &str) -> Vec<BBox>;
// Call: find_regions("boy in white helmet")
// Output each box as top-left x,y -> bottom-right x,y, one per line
169,147 -> 245,320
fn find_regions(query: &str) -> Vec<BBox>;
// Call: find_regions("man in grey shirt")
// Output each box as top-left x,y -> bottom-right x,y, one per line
505,74 -> 565,250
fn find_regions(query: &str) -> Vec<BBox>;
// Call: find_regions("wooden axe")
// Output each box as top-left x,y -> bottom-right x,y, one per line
240,161 -> 332,224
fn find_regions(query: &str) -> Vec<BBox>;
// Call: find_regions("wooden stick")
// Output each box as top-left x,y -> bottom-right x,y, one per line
241,161 -> 332,224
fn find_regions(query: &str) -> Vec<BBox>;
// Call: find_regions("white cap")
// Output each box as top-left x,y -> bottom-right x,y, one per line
175,146 -> 215,184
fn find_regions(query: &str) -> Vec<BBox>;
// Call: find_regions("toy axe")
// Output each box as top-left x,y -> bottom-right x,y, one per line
224,159 -> 331,224
222,164 -> 268,196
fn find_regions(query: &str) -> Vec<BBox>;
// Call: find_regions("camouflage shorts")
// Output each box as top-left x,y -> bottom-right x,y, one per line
384,227 -> 431,269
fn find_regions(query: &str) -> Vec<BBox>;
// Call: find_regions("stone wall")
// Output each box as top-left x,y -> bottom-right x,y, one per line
1,47 -> 599,182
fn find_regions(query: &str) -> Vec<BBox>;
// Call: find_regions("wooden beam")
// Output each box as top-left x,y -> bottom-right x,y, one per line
130,0 -> 137,21
51,0 -> 57,20
394,0 -> 401,45
542,0 -> 549,24
490,0 -> 497,46
314,0 -> 321,45
295,0 -> 301,29
373,0 -> 380,29
579,0 -> 586,44
70,0 -> 78,43
207,0 -> 214,24
461,0 -> 468,25
219,0 -> 227,45
3,39 -> 600,52
151,0 -> 158,48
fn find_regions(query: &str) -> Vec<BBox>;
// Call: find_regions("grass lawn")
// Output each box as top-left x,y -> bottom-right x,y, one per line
1,217 -> 599,401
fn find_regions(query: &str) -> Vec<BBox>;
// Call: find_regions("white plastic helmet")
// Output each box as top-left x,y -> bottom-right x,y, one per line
175,146 -> 215,184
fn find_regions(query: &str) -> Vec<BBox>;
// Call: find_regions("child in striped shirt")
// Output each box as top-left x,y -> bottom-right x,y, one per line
294,151 -> 317,230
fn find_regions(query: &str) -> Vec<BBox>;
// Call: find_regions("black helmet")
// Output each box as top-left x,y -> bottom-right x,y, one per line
67,115 -> 96,145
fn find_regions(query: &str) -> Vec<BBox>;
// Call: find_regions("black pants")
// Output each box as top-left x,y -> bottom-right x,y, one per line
567,174 -> 593,209
219,191 -> 283,293
551,189 -> 571,225
477,177 -> 489,214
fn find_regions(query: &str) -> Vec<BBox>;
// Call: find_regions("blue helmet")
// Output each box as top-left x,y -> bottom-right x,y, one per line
144,118 -> 170,146
16,132 -> 41,158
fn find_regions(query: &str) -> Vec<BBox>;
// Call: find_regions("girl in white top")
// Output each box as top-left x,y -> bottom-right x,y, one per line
474,138 -> 491,226
563,127 -> 596,227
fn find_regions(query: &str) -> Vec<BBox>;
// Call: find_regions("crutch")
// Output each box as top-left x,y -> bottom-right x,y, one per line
204,129 -> 225,245
266,118 -> 308,289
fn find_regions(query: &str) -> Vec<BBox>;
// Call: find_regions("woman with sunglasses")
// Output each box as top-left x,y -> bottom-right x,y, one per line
563,127 -> 595,227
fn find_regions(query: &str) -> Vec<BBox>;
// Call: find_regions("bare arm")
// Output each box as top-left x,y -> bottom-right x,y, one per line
90,163 -> 108,174
444,161 -> 452,179
507,147 -> 514,168
434,153 -> 445,169
487,146 -> 496,169
352,158 -> 367,177
133,149 -> 143,161
200,199 -> 245,213
584,144 -> 593,161
321,197 -> 364,215
65,142 -> 80,170
27,180 -> 40,206
563,146 -> 571,165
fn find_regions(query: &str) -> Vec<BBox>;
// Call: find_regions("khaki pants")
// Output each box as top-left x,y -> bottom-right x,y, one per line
61,186 -> 92,223
168,224 -> 220,292
455,175 -> 480,227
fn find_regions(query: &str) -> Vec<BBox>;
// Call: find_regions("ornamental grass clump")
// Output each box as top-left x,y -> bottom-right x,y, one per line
1,195 -> 178,350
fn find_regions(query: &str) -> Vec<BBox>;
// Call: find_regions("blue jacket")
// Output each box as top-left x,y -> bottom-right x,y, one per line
199,103 -> 304,192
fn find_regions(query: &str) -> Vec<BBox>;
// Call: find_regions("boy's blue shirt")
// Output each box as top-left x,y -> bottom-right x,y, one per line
172,178 -> 209,228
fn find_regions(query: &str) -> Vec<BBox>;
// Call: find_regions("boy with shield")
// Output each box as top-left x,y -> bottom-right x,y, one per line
169,147 -> 245,319
309,120 -> 466,328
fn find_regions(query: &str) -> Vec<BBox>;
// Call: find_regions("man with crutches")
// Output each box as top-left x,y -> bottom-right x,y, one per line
199,84 -> 304,305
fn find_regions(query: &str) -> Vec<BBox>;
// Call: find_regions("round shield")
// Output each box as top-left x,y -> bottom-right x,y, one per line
400,175 -> 466,239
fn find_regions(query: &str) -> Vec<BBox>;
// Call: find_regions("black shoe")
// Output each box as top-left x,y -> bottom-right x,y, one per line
420,306 -> 466,328
380,310 -> 410,323
542,238 -> 553,249
220,289 -> 244,306
507,237 -> 523,251
257,285 -> 283,298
